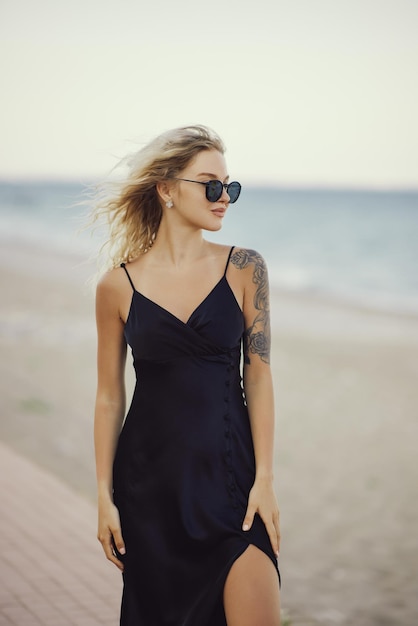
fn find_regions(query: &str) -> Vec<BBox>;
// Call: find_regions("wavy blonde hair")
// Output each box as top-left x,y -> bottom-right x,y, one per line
90,125 -> 225,269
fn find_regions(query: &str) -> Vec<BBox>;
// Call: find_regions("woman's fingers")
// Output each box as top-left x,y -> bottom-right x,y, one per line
263,516 -> 280,558
258,505 -> 280,558
243,484 -> 281,558
97,505 -> 126,571
242,502 -> 257,531
243,505 -> 281,558
99,530 -> 125,571
97,500 -> 126,571
246,509 -> 280,559
111,526 -> 126,557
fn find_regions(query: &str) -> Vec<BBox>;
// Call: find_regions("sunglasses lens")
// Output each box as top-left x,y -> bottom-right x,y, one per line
205,180 -> 223,202
227,182 -> 241,203
205,180 -> 242,203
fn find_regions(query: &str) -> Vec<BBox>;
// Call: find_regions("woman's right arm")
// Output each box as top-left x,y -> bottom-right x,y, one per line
94,272 -> 127,571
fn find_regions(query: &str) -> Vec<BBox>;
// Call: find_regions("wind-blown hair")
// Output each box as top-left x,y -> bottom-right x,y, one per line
90,125 -> 225,269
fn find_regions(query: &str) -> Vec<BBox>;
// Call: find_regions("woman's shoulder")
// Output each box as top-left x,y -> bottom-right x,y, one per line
208,242 -> 266,266
231,246 -> 265,269
229,246 -> 267,272
96,263 -> 132,297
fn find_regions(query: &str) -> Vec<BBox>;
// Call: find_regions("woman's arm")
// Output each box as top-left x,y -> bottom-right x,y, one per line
94,272 -> 128,570
230,248 -> 280,558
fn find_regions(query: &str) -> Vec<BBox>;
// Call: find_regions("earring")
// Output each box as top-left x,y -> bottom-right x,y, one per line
166,200 -> 173,209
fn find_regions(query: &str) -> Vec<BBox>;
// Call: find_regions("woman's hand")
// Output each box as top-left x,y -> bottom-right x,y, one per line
97,496 -> 126,571
242,477 -> 280,558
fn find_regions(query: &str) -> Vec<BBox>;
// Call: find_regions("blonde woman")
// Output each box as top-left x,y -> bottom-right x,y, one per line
93,125 -> 281,625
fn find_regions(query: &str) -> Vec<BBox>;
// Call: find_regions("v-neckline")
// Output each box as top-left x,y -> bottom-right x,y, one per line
128,275 -> 229,327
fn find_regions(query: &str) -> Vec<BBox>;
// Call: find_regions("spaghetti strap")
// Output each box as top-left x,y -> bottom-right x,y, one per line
223,245 -> 235,276
120,262 -> 136,292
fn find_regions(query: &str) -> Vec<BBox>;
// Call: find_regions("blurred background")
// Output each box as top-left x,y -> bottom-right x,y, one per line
1,1 -> 417,625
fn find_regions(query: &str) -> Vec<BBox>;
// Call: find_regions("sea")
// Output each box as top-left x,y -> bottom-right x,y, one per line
1,181 -> 417,315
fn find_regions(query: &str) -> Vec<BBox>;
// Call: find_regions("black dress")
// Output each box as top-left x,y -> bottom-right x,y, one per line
113,246 -> 280,625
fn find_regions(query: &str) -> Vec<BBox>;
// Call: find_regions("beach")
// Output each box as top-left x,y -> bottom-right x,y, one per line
1,238 -> 418,625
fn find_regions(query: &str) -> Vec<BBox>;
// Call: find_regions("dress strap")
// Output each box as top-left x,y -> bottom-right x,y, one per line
120,262 -> 136,292
223,246 -> 235,276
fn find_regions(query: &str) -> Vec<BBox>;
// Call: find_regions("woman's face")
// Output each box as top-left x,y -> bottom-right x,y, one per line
168,149 -> 232,232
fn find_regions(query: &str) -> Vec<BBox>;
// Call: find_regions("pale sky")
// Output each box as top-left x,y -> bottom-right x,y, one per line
1,0 -> 417,187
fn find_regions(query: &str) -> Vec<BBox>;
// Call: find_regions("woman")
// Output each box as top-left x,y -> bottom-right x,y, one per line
93,125 -> 281,625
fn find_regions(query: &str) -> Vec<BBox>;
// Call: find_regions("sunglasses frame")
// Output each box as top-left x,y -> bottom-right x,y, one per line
172,178 -> 241,203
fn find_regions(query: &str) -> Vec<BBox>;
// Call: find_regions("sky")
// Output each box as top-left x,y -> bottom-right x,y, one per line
0,0 -> 417,188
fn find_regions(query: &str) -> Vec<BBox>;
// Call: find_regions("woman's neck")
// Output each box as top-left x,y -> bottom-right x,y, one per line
149,220 -> 209,269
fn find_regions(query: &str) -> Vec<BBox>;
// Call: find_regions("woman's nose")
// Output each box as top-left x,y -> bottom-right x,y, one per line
221,185 -> 230,202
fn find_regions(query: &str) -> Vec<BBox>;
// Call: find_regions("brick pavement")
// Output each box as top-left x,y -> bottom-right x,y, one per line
0,441 -> 121,626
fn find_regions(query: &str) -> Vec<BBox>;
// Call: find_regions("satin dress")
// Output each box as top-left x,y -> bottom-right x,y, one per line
112,247 -> 280,625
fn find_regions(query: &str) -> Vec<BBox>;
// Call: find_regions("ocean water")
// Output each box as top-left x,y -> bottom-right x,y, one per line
1,181 -> 417,314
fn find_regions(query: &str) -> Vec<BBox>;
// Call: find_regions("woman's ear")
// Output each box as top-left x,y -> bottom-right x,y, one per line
156,181 -> 173,206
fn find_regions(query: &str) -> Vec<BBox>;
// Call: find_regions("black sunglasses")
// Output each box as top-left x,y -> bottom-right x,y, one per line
173,178 -> 241,203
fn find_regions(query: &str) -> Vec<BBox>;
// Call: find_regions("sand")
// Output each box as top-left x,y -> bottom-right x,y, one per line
1,238 -> 417,625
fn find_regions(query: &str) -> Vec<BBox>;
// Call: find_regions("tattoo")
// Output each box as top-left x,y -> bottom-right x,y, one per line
230,249 -> 270,364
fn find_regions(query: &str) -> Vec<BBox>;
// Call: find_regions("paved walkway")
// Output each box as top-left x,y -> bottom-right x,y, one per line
0,441 -> 121,626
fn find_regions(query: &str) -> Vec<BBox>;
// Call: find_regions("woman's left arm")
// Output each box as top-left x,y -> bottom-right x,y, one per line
231,248 -> 280,558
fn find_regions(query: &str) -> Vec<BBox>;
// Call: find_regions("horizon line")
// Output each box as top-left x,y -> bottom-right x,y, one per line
0,176 -> 417,194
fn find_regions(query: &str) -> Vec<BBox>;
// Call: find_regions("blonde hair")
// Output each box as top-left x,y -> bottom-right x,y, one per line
90,125 -> 225,269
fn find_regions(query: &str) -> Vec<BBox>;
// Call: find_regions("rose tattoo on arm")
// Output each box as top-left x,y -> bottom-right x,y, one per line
230,249 -> 271,364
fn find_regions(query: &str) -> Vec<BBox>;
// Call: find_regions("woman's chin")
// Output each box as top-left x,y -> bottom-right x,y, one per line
204,222 -> 223,232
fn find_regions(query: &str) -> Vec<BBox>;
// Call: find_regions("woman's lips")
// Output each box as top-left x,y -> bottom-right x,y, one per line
211,208 -> 226,217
